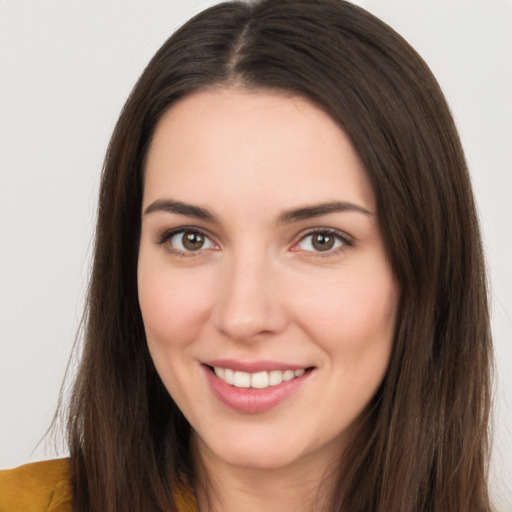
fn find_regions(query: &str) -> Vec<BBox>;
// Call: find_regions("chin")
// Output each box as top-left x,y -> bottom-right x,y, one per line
217,447 -> 303,471
196,426 -> 342,473
229,447 -> 299,470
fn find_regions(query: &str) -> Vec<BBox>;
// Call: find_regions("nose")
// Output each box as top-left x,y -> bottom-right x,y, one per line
211,251 -> 289,342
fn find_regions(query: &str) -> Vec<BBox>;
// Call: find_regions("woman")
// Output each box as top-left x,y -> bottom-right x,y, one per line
0,0 -> 492,511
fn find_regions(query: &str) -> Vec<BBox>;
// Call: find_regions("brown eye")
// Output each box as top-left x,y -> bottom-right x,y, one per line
182,231 -> 205,251
169,230 -> 215,253
311,233 -> 335,251
297,230 -> 347,253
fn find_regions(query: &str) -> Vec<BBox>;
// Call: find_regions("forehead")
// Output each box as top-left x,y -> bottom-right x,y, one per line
143,88 -> 375,215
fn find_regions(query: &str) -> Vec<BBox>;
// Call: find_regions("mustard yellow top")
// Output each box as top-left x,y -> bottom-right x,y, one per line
0,458 -> 198,512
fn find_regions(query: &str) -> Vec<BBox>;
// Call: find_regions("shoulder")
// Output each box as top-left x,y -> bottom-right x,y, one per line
175,478 -> 198,512
0,458 -> 197,512
0,458 -> 72,512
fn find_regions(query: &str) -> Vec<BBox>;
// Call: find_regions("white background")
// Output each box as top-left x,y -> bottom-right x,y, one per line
1,1 -> 511,509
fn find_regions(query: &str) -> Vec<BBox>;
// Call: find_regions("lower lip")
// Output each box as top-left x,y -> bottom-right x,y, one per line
203,365 -> 312,414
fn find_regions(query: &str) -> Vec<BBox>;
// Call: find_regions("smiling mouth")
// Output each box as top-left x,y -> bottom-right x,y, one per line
207,365 -> 314,389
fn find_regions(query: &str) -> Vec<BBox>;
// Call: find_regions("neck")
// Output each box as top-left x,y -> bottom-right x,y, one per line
192,437 -> 338,512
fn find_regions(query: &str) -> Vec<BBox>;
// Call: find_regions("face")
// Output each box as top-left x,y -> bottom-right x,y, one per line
138,89 -> 399,473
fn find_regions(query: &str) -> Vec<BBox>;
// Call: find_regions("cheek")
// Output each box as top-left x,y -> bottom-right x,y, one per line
293,263 -> 398,355
137,260 -> 214,348
137,260 -> 217,408
295,266 -> 398,424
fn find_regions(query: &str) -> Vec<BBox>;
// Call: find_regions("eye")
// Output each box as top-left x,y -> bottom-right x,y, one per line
295,230 -> 350,253
159,228 -> 216,255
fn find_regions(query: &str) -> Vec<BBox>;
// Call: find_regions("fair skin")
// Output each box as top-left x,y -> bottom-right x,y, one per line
138,88 -> 399,511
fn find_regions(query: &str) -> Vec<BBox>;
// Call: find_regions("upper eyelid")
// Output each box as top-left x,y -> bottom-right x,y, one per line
295,227 -> 353,243
155,225 -> 353,249
291,228 -> 354,256
156,226 -> 217,246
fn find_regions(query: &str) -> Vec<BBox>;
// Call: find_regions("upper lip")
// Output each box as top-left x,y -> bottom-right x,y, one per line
202,359 -> 311,373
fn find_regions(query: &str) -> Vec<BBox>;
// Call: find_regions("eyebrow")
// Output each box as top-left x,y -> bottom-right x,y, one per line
143,198 -> 372,224
277,201 -> 373,224
144,199 -> 218,222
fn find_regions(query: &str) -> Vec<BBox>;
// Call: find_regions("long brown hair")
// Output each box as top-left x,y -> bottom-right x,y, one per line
65,1 -> 492,510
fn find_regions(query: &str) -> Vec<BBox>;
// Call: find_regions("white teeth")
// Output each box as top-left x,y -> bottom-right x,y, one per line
224,368 -> 234,385
282,370 -> 295,381
233,371 -> 251,388
212,366 -> 307,389
251,371 -> 269,389
268,370 -> 283,386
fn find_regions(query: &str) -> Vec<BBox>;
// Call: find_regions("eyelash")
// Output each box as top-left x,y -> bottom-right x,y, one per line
293,228 -> 353,257
156,227 -> 353,258
156,226 -> 217,257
